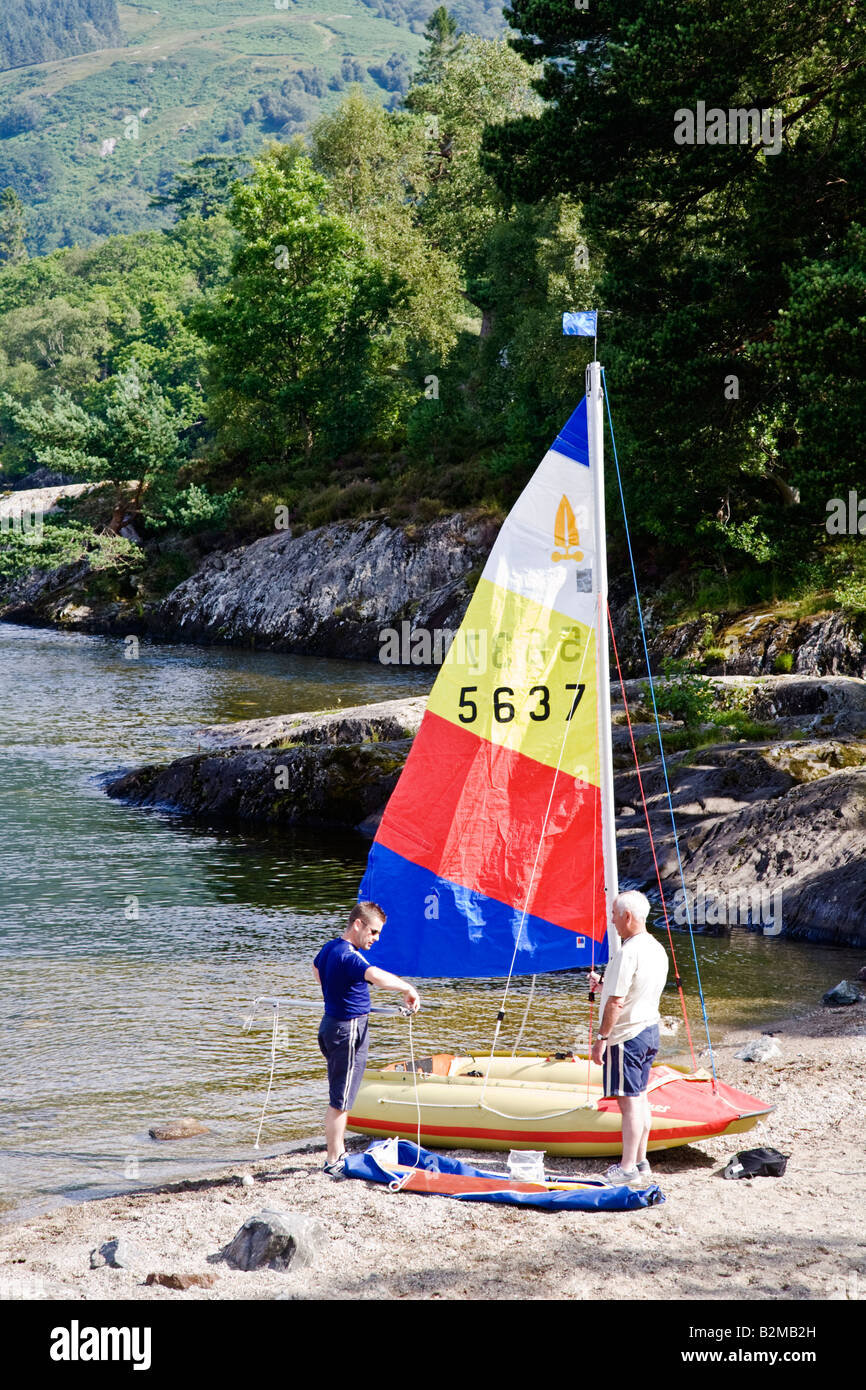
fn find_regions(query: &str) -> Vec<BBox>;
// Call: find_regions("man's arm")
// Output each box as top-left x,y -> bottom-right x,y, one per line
599,996 -> 623,1039
364,965 -> 420,1013
313,965 -> 320,984
591,995 -> 623,1064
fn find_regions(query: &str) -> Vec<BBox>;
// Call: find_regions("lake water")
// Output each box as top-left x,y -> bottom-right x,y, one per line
1,622 -> 862,1221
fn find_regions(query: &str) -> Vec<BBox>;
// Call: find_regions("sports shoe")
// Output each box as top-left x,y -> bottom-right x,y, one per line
323,1154 -> 347,1178
636,1159 -> 652,1176
602,1162 -> 640,1186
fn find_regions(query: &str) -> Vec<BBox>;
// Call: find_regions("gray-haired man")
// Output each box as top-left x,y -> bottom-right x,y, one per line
589,890 -> 669,1185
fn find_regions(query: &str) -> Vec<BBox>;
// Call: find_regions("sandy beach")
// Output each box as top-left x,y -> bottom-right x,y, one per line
2,1000 -> 863,1303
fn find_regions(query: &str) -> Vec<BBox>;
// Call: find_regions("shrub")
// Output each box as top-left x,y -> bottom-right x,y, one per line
642,658 -> 716,727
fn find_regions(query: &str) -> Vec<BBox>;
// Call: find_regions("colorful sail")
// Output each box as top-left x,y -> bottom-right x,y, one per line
359,395 -> 610,978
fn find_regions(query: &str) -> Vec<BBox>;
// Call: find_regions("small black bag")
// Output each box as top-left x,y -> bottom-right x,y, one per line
722,1146 -> 789,1179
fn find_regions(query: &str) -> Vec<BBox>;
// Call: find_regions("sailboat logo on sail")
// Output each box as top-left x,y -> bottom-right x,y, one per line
552,495 -> 593,593
551,495 -> 584,563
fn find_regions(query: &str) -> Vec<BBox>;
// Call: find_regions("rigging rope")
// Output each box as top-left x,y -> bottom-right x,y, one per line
601,368 -> 717,1085
387,1009 -> 424,1192
511,974 -> 537,1057
481,625 -> 595,1100
585,590 -> 602,1099
243,997 -> 280,1150
607,604 -> 698,1069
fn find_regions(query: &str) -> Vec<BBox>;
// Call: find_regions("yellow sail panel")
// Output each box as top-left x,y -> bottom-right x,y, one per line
426,577 -> 600,783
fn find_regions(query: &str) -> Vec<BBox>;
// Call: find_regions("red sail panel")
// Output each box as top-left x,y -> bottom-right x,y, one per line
375,711 -> 606,940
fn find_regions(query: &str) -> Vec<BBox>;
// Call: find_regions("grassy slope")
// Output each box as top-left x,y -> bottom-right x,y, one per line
0,0 -> 432,252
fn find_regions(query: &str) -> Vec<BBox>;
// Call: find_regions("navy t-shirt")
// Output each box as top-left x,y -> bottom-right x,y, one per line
314,938 -> 371,1020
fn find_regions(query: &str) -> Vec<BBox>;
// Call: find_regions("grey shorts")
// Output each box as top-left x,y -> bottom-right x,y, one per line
318,1014 -> 370,1112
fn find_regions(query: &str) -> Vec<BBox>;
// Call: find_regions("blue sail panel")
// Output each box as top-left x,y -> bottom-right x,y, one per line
551,396 -> 591,467
359,843 -> 607,979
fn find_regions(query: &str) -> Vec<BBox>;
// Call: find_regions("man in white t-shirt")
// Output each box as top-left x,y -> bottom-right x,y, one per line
589,890 -> 669,1185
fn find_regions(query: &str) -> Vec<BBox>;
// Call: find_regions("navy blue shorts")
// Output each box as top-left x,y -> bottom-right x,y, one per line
318,1014 -> 370,1112
602,1024 -> 659,1098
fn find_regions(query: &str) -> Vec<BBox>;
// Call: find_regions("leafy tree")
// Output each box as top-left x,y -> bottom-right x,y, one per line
0,296 -> 113,400
0,221 -> 232,454
470,197 -> 594,455
397,31 -> 592,481
761,225 -> 866,506
310,88 -> 462,371
407,36 -> 542,295
485,0 -> 866,556
195,152 -> 401,464
1,362 -> 185,530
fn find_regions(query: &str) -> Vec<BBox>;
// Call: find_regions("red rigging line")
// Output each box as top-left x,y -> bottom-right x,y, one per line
586,589 -> 602,1100
606,601 -> 699,1073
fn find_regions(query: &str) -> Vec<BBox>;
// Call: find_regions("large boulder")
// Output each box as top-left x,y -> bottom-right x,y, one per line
609,596 -> 866,680
196,697 -> 427,752
221,1210 -> 325,1272
822,980 -> 865,1007
108,738 -> 410,830
155,513 -> 495,661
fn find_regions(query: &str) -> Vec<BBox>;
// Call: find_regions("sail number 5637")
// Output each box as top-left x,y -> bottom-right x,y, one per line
458,684 -> 586,724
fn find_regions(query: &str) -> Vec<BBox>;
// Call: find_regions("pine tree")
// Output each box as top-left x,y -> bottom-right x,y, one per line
0,188 -> 27,266
413,6 -> 462,88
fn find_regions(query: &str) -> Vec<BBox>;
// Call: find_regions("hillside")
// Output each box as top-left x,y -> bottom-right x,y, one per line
0,0 -> 503,254
0,0 -> 123,73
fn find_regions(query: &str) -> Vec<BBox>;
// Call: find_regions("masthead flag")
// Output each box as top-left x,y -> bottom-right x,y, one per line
562,311 -> 597,337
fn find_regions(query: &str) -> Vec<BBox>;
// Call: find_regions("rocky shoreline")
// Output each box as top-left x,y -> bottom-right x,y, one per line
105,697 -> 427,836
1,1000 -> 863,1301
104,676 -> 866,949
7,508 -> 866,947
3,509 -> 866,678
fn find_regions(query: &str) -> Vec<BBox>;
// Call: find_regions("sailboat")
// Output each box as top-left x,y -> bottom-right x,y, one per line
348,352 -> 772,1157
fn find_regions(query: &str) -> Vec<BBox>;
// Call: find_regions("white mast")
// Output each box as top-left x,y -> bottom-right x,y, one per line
586,359 -> 619,957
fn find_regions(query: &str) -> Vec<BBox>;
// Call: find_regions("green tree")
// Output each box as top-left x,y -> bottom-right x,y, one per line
0,188 -> 27,266
310,88 -> 462,374
150,155 -> 251,222
762,225 -> 866,506
196,151 -> 400,464
407,36 -> 543,299
485,0 -> 866,556
398,33 -> 592,482
413,6 -> 462,87
1,362 -> 185,529
0,221 -> 233,479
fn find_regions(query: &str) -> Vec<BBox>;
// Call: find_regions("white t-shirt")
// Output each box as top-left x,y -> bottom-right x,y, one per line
599,931 -> 669,1045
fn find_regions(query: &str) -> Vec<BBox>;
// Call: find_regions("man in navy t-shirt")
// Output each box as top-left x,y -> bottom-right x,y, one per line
313,900 -> 420,1175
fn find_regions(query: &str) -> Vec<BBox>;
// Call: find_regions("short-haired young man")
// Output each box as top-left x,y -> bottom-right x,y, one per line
313,901 -> 420,1176
589,890 -> 669,1185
